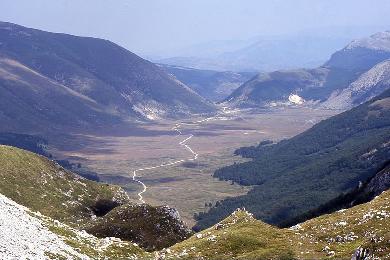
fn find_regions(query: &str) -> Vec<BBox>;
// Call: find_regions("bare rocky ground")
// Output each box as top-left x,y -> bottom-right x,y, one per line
0,194 -> 143,260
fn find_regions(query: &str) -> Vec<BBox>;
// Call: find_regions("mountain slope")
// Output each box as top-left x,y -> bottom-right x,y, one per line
280,163 -> 390,227
164,189 -> 390,259
0,145 -> 191,250
3,175 -> 389,259
0,193 -> 146,259
0,55 -> 122,133
326,31 -> 390,72
0,21 -> 215,128
322,59 -> 390,109
160,64 -> 254,101
195,89 -> 390,230
224,67 -> 357,107
225,31 -> 390,109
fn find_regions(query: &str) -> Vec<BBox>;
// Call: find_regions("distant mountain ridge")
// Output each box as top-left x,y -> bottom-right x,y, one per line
156,35 -> 351,72
347,31 -> 390,51
224,31 -> 390,110
322,59 -> 390,109
0,21 -> 215,133
326,31 -> 390,72
159,64 -> 255,102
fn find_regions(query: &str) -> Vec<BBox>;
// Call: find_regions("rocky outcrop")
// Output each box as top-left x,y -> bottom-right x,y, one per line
365,163 -> 390,197
322,60 -> 390,109
87,204 -> 192,251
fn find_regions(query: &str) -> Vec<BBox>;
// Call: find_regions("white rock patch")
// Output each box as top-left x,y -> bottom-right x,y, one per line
288,94 -> 304,105
0,194 -> 89,260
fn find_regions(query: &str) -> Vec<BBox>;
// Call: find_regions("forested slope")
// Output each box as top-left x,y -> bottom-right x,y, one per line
194,89 -> 390,230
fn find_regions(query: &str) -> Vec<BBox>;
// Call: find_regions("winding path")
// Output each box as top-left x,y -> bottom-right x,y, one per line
132,107 -> 231,203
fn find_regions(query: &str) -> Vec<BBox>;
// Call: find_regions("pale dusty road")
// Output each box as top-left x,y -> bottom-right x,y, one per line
132,107 -> 232,203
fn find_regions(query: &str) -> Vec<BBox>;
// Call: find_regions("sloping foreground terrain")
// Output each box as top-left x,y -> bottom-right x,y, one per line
195,88 -> 390,230
4,189 -> 389,259
281,162 -> 390,227
0,144 -> 389,259
0,145 -> 192,251
0,193 -> 146,259
225,31 -> 390,109
0,21 -> 215,133
162,189 -> 390,259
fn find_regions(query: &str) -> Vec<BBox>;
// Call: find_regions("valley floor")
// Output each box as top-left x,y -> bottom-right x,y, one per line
51,107 -> 339,226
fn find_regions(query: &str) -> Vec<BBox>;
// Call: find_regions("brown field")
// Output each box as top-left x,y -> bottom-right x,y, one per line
52,107 -> 339,226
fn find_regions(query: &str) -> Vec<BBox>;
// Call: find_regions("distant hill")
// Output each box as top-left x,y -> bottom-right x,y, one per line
325,31 -> 390,72
224,66 -> 357,107
156,35 -> 350,72
0,21 -> 215,134
159,64 -> 255,102
224,31 -> 390,109
194,88 -> 390,230
322,59 -> 390,109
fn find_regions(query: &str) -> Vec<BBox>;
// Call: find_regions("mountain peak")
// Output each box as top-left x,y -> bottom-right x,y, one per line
345,31 -> 390,52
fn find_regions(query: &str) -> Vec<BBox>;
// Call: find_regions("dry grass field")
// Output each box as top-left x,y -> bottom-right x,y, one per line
52,107 -> 339,226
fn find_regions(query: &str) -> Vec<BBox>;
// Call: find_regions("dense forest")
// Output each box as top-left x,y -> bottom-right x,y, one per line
194,89 -> 390,231
279,161 -> 390,227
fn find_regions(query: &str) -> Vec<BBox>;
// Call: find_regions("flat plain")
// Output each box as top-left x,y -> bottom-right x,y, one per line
53,107 -> 339,226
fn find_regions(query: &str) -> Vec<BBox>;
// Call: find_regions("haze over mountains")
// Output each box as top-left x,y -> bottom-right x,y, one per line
0,21 -> 215,134
159,64 -> 255,102
0,18 -> 390,259
152,26 -> 390,72
224,31 -> 390,109
156,34 -> 352,72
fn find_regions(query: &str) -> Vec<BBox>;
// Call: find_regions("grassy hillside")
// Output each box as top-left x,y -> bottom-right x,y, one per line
0,56 -> 121,133
0,145 -> 191,250
0,21 -> 215,134
0,145 -> 128,226
162,189 -> 390,259
195,89 -> 390,230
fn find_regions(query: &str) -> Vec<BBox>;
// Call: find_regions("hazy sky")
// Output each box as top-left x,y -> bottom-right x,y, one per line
1,0 -> 390,56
